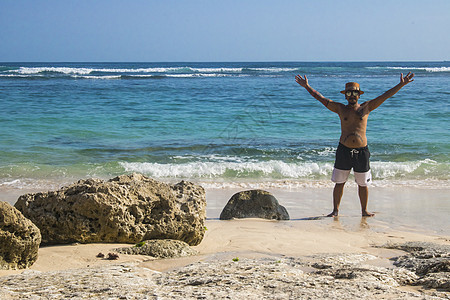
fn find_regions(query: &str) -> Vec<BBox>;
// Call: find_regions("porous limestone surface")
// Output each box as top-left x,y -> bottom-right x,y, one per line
15,173 -> 206,246
2,252 -> 449,299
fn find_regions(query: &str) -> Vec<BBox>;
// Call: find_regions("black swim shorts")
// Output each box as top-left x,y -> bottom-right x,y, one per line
334,143 -> 370,172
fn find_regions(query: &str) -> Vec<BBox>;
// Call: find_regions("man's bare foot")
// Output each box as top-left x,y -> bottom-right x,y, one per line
362,211 -> 375,217
327,210 -> 338,217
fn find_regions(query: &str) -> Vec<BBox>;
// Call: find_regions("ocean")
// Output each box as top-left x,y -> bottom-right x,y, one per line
0,62 -> 449,191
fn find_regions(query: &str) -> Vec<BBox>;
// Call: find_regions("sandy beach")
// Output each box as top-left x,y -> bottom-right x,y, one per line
0,218 -> 448,276
1,184 -> 449,299
1,218 -> 449,299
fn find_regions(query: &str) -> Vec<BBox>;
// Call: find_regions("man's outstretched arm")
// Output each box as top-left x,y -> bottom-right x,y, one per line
367,72 -> 415,111
295,75 -> 339,113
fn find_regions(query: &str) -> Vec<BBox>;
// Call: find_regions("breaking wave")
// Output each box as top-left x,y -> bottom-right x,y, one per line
366,66 -> 450,72
119,159 -> 448,181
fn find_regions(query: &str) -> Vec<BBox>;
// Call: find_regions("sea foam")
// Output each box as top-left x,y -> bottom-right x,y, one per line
367,66 -> 450,72
119,161 -> 334,179
118,159 -> 446,180
9,66 -> 301,76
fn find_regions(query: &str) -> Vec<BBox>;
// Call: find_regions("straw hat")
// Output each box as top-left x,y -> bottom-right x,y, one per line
340,82 -> 364,94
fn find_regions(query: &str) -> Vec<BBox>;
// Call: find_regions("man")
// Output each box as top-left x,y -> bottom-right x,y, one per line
295,72 -> 415,217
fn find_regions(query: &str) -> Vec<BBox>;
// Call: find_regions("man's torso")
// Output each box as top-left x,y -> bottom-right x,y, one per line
337,103 -> 370,148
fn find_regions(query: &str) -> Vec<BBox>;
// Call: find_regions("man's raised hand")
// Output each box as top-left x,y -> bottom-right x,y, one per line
295,75 -> 308,88
400,72 -> 415,86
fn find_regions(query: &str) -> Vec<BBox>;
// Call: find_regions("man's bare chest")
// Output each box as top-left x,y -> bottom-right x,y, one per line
340,106 -> 369,122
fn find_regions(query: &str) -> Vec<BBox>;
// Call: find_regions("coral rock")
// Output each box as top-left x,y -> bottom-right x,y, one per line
0,201 -> 41,270
15,173 -> 206,246
115,239 -> 198,258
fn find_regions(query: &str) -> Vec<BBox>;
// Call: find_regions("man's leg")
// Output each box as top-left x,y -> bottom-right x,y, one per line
327,182 -> 345,217
358,185 -> 374,217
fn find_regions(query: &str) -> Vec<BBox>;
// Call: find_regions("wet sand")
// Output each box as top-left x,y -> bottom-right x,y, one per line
206,185 -> 450,235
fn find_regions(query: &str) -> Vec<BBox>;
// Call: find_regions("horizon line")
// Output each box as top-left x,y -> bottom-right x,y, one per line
1,60 -> 449,64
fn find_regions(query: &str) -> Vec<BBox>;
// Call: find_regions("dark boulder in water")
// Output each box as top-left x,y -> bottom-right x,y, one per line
220,190 -> 289,220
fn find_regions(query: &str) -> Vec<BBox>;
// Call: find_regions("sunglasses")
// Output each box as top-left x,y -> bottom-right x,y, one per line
345,90 -> 360,97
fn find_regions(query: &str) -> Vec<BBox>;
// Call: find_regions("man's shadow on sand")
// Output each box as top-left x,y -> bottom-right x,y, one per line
292,215 -> 371,230
292,216 -> 328,221
209,216 -> 372,230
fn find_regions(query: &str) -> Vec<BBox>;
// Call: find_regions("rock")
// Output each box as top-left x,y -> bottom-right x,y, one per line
310,253 -> 419,287
0,201 -> 41,270
220,190 -> 289,220
384,241 -> 450,291
15,173 -> 206,246
115,239 -> 198,258
386,242 -> 450,260
395,257 -> 450,276
0,256 -> 443,299
417,272 -> 450,290
106,253 -> 119,260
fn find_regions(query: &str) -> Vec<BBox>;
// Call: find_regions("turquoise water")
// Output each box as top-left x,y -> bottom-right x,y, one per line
0,62 -> 449,189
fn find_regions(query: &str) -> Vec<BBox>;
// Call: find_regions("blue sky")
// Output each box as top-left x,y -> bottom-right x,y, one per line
1,0 -> 449,62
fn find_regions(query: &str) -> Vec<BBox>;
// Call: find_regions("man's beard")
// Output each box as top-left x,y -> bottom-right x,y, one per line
348,97 -> 358,105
